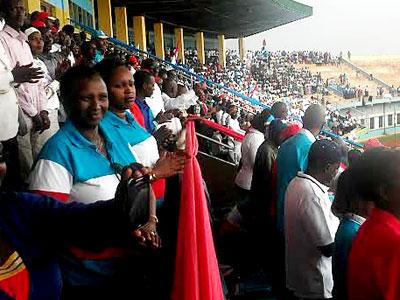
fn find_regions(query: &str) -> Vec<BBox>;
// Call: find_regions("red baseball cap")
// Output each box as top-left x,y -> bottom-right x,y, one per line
31,20 -> 46,28
129,56 -> 138,65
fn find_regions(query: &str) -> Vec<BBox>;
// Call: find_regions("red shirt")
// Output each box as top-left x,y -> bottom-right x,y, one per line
130,101 -> 146,130
348,208 -> 400,300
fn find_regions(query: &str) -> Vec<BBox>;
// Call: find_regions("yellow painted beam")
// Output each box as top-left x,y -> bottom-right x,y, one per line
54,0 -> 70,28
91,0 -> 96,28
97,0 -> 113,37
195,32 -> 205,65
154,22 -> 165,59
239,37 -> 245,61
133,16 -> 146,52
24,0 -> 40,13
218,34 -> 226,68
114,7 -> 129,43
174,27 -> 185,64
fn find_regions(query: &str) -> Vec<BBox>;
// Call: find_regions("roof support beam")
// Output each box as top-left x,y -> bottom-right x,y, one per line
174,27 -> 185,64
218,34 -> 226,68
239,37 -> 245,61
154,22 -> 165,59
97,0 -> 113,37
196,32 -> 205,65
115,7 -> 129,43
133,16 -> 147,52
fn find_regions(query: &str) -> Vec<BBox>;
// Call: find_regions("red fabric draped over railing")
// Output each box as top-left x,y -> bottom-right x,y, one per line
190,116 -> 245,141
171,119 -> 224,300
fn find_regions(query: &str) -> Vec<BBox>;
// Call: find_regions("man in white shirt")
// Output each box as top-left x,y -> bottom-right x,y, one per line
285,139 -> 341,299
0,15 -> 43,190
141,58 -> 165,116
234,114 -> 266,194
25,27 -> 60,152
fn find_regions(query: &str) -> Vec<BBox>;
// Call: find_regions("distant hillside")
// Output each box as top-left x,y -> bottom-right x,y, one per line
296,61 -> 381,101
351,55 -> 400,88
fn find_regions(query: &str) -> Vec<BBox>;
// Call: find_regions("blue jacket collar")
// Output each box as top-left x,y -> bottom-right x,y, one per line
102,111 -> 137,128
63,119 -> 114,150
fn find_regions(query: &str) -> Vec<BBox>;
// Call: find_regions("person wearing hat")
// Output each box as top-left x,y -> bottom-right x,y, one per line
127,55 -> 139,76
93,30 -> 108,64
284,139 -> 341,300
249,119 -> 288,224
25,27 -> 59,151
30,11 -> 56,29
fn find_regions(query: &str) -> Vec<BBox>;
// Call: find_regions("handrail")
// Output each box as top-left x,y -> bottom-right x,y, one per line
195,133 -> 234,150
198,151 -> 237,167
70,20 -> 363,149
340,57 -> 392,90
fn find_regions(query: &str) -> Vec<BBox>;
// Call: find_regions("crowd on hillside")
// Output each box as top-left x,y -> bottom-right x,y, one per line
1,1 -> 400,300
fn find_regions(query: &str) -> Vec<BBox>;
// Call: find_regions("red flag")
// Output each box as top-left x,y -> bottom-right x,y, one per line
171,120 -> 225,300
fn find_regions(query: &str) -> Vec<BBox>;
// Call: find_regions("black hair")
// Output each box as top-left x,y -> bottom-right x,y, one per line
260,108 -> 271,118
227,104 -> 236,111
307,139 -> 341,171
80,40 -> 95,57
347,149 -> 362,168
30,11 -> 40,22
2,0 -> 14,14
141,58 -> 155,70
62,24 -> 75,36
79,31 -> 87,42
37,26 -> 50,35
134,70 -> 153,91
95,56 -> 129,86
303,104 -> 326,131
158,68 -> 167,78
352,147 -> 400,209
332,169 -> 357,216
271,102 -> 287,118
250,113 -> 265,133
59,65 -> 101,114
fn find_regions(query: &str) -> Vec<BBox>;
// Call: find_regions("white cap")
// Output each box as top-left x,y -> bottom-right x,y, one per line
24,27 -> 40,38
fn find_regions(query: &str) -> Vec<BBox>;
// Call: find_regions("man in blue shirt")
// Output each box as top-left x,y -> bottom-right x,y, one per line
276,104 -> 326,232
93,30 -> 108,64
273,104 -> 325,299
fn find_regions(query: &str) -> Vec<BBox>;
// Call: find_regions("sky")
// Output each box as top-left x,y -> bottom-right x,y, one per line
226,0 -> 400,55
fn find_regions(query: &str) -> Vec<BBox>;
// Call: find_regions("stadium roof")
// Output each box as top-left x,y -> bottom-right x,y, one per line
112,0 -> 313,38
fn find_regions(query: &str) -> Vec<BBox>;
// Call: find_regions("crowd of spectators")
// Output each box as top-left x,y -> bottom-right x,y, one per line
1,1 -> 400,300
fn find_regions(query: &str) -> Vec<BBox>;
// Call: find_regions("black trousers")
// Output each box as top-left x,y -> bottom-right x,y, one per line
1,136 -> 23,191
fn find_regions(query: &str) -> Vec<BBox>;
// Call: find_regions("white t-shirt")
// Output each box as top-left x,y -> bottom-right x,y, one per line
227,117 -> 244,134
145,83 -> 164,117
234,128 -> 264,190
284,172 -> 339,299
215,110 -> 224,125
0,41 -> 19,141
33,58 -> 60,110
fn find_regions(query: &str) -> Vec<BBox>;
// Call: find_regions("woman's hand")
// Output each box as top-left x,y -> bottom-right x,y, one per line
152,151 -> 187,179
155,111 -> 174,124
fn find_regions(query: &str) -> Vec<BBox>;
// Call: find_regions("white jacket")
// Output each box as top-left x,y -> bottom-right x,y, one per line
0,41 -> 19,141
